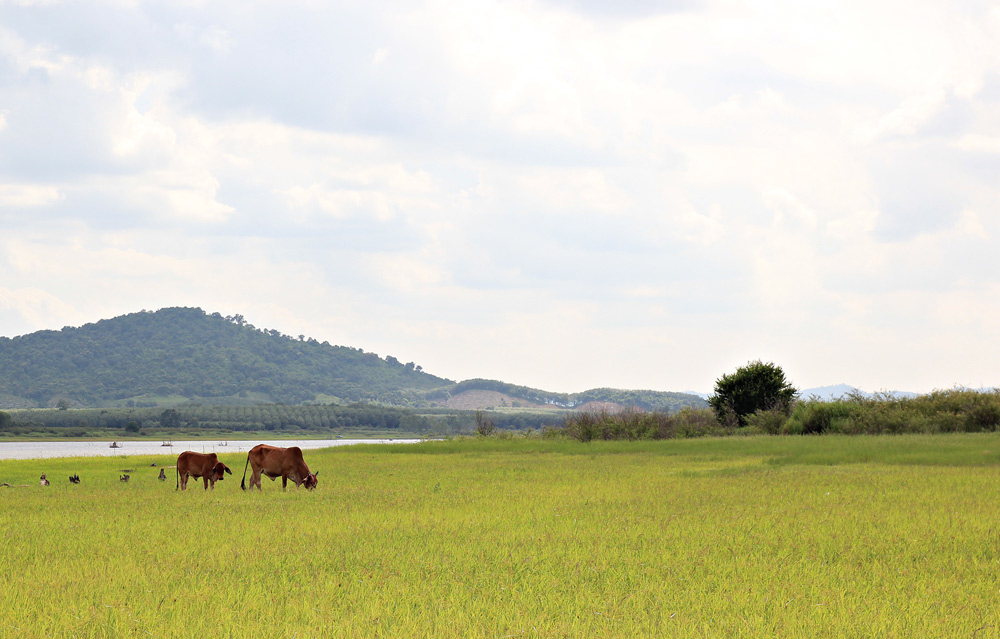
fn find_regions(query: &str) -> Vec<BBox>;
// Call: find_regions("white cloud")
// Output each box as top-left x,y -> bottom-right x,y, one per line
1,0 -> 1000,393
0,183 -> 62,207
0,286 -> 83,337
854,89 -> 950,144
372,47 -> 390,65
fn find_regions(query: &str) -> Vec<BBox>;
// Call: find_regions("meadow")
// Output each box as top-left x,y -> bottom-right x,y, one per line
1,434 -> 999,638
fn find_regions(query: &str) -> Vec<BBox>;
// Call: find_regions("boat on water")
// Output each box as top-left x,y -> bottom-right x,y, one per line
161,440 -> 173,447
109,441 -> 120,448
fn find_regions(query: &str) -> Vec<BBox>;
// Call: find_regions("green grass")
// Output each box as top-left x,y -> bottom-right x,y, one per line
1,434 -> 999,637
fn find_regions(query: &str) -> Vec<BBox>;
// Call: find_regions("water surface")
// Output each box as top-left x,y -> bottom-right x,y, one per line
0,438 -> 420,460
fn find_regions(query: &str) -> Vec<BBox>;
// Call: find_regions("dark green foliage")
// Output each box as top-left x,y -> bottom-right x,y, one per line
708,361 -> 797,427
0,307 -> 452,407
159,409 -> 181,429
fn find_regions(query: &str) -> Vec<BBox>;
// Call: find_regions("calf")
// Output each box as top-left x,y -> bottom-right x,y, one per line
176,451 -> 232,491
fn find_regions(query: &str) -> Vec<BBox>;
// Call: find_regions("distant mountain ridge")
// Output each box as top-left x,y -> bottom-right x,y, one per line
0,307 -> 706,412
799,384 -> 921,401
687,384 -> 932,402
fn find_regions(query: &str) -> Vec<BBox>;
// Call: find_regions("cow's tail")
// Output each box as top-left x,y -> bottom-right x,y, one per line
241,455 -> 250,490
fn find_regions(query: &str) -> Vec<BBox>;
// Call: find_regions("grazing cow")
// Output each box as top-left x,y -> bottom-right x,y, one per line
39,474 -> 50,487
241,444 -> 318,491
69,473 -> 80,484
175,451 -> 232,491
158,468 -> 167,481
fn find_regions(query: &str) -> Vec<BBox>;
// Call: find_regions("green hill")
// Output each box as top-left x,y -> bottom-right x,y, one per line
0,307 -> 452,407
0,307 -> 707,413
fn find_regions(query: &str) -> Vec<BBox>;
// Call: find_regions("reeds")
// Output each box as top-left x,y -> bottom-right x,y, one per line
561,407 -> 725,441
561,388 -> 1000,440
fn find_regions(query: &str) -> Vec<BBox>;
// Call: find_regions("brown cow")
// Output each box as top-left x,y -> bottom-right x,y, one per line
241,444 -> 318,491
176,451 -> 232,491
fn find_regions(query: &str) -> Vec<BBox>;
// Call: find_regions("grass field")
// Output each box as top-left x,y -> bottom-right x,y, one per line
1,434 -> 999,638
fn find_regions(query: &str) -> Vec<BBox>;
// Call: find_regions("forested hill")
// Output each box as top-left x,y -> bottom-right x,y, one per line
0,308 -> 453,408
0,307 -> 708,412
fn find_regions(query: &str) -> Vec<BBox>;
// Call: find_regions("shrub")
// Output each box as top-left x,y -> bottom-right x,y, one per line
560,408 -> 723,441
708,361 -> 797,427
782,389 -> 1000,435
785,401 -> 856,435
474,411 -> 496,437
744,408 -> 789,435
671,408 -> 728,438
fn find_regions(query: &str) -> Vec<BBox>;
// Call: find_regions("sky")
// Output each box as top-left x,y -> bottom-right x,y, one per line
1,0 -> 999,395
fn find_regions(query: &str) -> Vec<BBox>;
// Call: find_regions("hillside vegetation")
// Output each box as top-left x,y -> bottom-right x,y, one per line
0,307 -> 706,413
0,308 -> 452,407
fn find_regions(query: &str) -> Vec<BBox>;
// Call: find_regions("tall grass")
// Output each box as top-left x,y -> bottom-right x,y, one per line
785,388 -> 1000,435
561,407 -> 725,441
561,388 -> 1000,440
1,435 -> 999,637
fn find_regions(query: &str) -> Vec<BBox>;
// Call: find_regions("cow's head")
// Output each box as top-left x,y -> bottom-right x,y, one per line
302,471 -> 319,490
213,462 -> 232,481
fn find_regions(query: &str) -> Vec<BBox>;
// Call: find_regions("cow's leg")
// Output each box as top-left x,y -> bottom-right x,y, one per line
282,475 -> 288,490
180,473 -> 188,490
203,476 -> 210,490
251,469 -> 262,490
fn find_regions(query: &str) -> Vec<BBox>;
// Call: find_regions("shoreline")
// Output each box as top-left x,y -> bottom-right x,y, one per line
0,437 -> 427,461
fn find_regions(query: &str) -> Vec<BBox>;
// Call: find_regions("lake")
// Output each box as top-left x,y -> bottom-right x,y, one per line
0,438 -> 422,460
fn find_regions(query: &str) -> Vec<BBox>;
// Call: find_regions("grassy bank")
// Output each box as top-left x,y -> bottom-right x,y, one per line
1,435 -> 998,637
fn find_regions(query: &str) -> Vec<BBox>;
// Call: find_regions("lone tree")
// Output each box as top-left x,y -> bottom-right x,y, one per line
708,360 -> 797,427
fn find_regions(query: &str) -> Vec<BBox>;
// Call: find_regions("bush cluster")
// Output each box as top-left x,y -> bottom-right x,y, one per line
561,408 -> 726,442
557,389 -> 1000,440
783,389 -> 1000,435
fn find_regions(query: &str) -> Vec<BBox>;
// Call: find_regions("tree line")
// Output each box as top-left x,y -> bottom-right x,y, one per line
0,404 -> 563,437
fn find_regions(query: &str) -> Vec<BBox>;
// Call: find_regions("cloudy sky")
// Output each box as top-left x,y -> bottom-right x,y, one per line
1,0 -> 999,394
